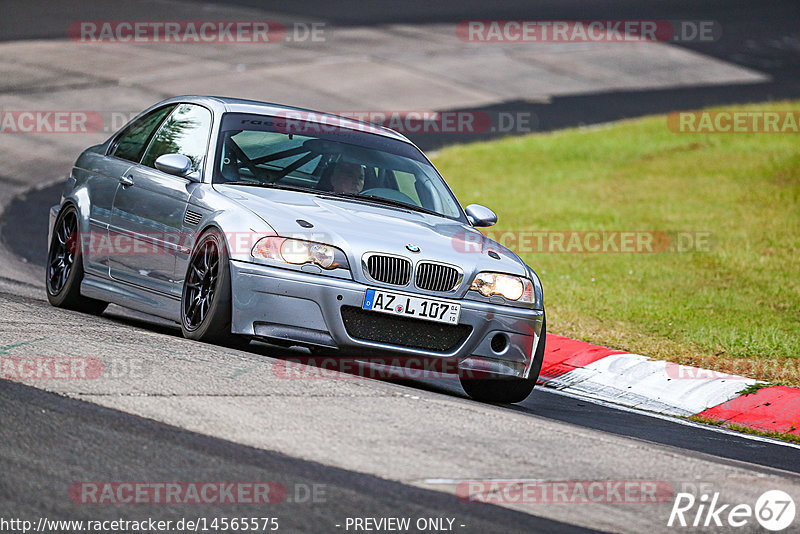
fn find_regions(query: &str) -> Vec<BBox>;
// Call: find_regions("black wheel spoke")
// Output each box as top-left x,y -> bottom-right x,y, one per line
193,296 -> 204,323
57,218 -> 69,244
48,211 -> 79,295
183,235 -> 223,331
186,296 -> 199,321
198,297 -> 207,322
49,266 -> 62,291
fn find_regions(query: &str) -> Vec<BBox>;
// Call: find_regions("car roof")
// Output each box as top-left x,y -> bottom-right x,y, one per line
167,95 -> 412,143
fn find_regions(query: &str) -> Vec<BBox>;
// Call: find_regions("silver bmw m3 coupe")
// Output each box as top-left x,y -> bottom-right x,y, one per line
46,96 -> 546,403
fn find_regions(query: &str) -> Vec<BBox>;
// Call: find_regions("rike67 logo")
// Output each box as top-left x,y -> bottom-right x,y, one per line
668,488 -> 796,531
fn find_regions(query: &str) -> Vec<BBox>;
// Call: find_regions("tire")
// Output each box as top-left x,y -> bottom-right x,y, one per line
45,205 -> 108,314
181,229 -> 239,344
459,316 -> 547,404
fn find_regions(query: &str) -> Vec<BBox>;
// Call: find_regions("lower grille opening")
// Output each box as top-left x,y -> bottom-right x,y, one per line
341,306 -> 472,353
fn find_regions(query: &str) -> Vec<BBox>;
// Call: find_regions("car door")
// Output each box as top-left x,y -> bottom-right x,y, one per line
84,105 -> 175,277
109,103 -> 212,297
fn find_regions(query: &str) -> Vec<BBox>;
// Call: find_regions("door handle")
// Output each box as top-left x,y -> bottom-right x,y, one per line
119,175 -> 134,187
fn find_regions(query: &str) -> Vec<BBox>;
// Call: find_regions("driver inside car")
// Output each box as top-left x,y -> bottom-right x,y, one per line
329,161 -> 365,194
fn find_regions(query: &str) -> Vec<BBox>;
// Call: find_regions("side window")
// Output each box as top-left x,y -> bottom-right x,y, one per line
141,104 -> 212,175
110,105 -> 175,163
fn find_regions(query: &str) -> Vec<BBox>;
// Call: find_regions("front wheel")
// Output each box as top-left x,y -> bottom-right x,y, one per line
181,229 -> 237,344
45,205 -> 107,314
459,316 -> 546,404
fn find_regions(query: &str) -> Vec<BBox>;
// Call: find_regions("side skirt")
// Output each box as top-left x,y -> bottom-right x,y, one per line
81,273 -> 181,323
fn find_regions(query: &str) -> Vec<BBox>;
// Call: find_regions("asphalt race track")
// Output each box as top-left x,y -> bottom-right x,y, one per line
1,1 -> 799,533
1,379 -> 589,534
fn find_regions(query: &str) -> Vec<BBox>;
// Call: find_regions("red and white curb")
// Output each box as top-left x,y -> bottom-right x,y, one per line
539,334 -> 800,437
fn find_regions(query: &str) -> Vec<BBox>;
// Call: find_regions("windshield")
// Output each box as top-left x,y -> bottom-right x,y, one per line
214,112 -> 465,220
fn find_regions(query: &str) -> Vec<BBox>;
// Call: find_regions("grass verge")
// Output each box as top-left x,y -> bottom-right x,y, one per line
433,101 -> 800,386
687,416 -> 800,444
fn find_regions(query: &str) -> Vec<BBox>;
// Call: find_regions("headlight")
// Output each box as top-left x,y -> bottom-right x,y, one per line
252,237 -> 348,270
470,272 -> 534,303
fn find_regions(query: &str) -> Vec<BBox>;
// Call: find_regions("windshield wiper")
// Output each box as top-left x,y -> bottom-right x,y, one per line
323,192 -> 439,216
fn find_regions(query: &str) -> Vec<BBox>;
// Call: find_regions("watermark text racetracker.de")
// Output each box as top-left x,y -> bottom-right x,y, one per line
457,20 -> 721,43
452,230 -> 715,254
0,356 -> 145,381
664,359 -> 800,383
271,109 -> 536,135
456,479 -> 674,504
272,356 -> 494,381
68,20 -> 327,43
69,480 -> 325,504
0,111 -> 104,134
668,110 -> 800,134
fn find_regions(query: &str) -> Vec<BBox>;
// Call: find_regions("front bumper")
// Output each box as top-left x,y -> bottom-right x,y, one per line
230,260 -> 545,378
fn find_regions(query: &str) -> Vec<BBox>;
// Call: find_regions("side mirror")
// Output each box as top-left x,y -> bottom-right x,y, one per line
154,153 -> 193,178
465,204 -> 497,227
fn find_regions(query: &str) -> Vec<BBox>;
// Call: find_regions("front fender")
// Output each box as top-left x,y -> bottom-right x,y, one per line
48,204 -> 60,247
175,186 -> 277,282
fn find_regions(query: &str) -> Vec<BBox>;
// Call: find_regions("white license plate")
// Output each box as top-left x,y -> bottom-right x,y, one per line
362,288 -> 461,325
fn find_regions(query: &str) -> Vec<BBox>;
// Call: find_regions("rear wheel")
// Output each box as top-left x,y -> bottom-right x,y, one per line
459,316 -> 546,404
181,229 -> 244,347
45,205 -> 107,314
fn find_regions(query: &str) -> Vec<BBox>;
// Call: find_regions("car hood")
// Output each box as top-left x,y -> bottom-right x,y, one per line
215,185 -> 531,288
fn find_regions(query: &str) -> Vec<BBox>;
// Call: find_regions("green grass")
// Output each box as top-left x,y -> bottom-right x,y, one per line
737,382 -> 774,396
687,416 -> 800,444
432,101 -> 800,386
